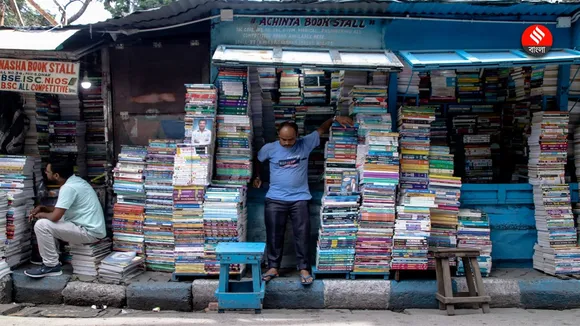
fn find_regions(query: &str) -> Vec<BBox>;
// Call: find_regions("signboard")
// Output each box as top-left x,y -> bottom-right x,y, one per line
0,58 -> 80,95
212,17 -> 385,49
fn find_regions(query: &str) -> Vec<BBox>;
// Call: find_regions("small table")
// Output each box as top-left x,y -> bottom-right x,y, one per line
215,242 -> 266,314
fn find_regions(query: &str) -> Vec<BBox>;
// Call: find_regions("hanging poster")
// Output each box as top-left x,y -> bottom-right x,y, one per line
0,58 -> 80,95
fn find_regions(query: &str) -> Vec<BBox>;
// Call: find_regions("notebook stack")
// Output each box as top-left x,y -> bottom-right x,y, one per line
316,122 -> 359,272
203,186 -> 248,275
463,134 -> 493,183
69,238 -> 112,278
353,126 -> 399,275
49,121 -> 87,178
529,112 -> 580,275
393,106 -> 436,271
214,67 -> 253,186
112,146 -> 147,254
0,155 -> 35,268
184,84 -> 217,142
98,251 -> 144,283
81,77 -> 107,182
456,209 -> 492,277
278,69 -> 302,105
301,69 -> 327,105
143,139 -> 177,272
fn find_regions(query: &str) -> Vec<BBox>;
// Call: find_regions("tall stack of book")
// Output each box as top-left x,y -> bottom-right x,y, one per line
397,62 -> 420,96
26,94 -> 60,169
430,70 -> 456,101
203,186 -> 247,275
301,69 -> 327,105
69,238 -> 112,278
463,134 -> 493,183
278,69 -> 302,105
81,77 -> 107,183
249,68 -> 265,152
112,146 -> 147,254
273,105 -> 296,130
456,69 -> 483,104
173,84 -> 216,276
393,106 -> 436,271
0,155 -> 35,268
143,139 -> 177,272
570,65 -> 580,97
214,68 -> 253,186
184,84 -> 217,142
529,66 -> 545,98
57,94 -> 81,121
316,122 -> 359,272
428,127 -> 462,269
456,209 -> 492,277
0,195 -> 7,267
508,67 -> 527,101
353,121 -> 399,275
529,112 -> 580,275
49,121 -> 87,178
330,71 -> 343,105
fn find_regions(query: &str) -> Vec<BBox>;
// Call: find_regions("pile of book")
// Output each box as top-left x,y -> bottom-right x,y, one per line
463,134 -> 493,183
397,62 -> 420,95
249,68 -> 264,153
81,77 -> 107,182
349,85 -> 389,116
0,260 -> 10,280
49,121 -> 87,178
112,146 -> 147,254
25,94 -> 60,168
353,125 -> 399,275
69,238 -> 112,278
393,106 -> 436,271
184,84 -> 217,142
295,106 -> 334,183
98,251 -> 144,283
529,112 -> 580,275
278,69 -> 302,105
203,186 -> 247,275
301,69 -> 327,105
0,195 -> 7,266
430,70 -> 456,101
58,94 -> 81,120
330,71 -> 342,105
316,122 -> 359,272
0,155 -> 35,268
144,139 -> 177,272
214,67 -> 253,185
456,69 -> 483,104
456,209 -> 492,277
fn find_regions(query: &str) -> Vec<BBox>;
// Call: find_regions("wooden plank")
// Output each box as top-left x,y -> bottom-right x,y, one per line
436,293 -> 491,304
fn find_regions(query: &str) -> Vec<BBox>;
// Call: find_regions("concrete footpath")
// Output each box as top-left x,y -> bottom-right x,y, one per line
1,266 -> 579,311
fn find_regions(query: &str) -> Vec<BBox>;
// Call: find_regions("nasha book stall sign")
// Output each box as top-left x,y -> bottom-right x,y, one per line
0,58 -> 80,95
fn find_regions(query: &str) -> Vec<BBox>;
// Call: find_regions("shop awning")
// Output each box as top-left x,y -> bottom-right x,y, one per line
397,49 -> 580,71
212,45 -> 404,71
0,29 -> 80,51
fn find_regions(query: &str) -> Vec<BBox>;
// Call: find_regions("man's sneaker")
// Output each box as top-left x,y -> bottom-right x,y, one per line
24,263 -> 63,278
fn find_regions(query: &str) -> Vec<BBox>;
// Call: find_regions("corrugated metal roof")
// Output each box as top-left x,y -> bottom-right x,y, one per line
89,0 -> 580,31
0,29 -> 80,50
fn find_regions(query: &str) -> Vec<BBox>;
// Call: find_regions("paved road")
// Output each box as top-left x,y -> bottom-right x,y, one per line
1,308 -> 579,326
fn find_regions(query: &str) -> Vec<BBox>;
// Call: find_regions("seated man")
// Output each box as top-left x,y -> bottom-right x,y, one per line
25,161 -> 107,278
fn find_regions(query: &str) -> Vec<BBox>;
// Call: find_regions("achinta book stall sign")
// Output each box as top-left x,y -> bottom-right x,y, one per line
0,58 -> 80,95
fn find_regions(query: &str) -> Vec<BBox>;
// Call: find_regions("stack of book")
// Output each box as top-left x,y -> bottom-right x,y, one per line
0,195 -> 7,265
570,65 -> 580,96
301,69 -> 327,105
0,260 -> 10,280
203,186 -> 247,275
529,112 -> 580,275
98,251 -> 144,283
316,122 -> 359,272
456,209 -> 492,277
49,121 -> 87,178
184,84 -> 217,142
463,134 -> 493,183
353,127 -> 399,275
257,67 -> 277,91
249,68 -> 264,153
338,71 -> 368,115
348,86 -> 389,116
214,68 -> 253,186
456,69 -> 483,104
112,146 -> 147,254
144,139 -> 177,272
58,94 -> 81,120
0,155 -> 35,267
278,69 -> 302,105
273,105 -> 296,130
30,95 -> 60,168
430,70 -> 456,101
397,62 -> 420,95
330,71 -> 343,105
529,66 -> 545,98
69,238 -> 112,278
81,77 -> 106,182
508,67 -> 528,101
393,106 -> 436,271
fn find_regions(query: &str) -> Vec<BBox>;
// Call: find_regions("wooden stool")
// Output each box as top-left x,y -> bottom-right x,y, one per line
432,248 -> 491,316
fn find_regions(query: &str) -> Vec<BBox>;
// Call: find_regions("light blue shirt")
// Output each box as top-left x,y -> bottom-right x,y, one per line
258,131 -> 320,201
55,175 -> 107,238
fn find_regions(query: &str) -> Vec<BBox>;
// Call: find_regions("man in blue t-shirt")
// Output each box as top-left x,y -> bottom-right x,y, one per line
253,115 -> 353,285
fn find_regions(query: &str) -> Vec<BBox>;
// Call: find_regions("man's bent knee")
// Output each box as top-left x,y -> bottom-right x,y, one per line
34,218 -> 54,233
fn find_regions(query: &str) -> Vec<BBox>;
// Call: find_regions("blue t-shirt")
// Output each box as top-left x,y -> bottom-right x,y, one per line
258,131 -> 320,201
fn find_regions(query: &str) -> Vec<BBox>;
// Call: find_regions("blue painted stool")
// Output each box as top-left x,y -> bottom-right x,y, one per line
215,242 -> 266,314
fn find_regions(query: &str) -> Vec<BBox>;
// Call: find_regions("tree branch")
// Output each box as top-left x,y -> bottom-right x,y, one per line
0,3 -> 5,26
66,0 -> 90,24
25,0 -> 57,25
8,0 -> 24,25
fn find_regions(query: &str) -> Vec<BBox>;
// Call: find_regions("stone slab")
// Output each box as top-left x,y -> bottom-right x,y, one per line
323,280 -> 389,309
264,278 -> 324,309
0,275 -> 12,304
0,303 -> 23,316
192,280 -> 218,311
12,270 -> 70,305
127,282 -> 192,312
454,277 -> 520,308
519,279 -> 580,309
389,280 -> 447,310
62,282 -> 126,307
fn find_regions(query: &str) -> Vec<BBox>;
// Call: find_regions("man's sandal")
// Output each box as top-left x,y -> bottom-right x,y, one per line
300,274 -> 313,286
262,273 -> 279,282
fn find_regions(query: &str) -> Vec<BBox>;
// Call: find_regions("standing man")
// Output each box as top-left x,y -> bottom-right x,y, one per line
192,119 -> 212,145
253,116 -> 353,285
25,161 -> 107,278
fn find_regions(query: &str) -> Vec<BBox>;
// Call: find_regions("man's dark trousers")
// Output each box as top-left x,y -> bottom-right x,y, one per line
264,198 -> 310,270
